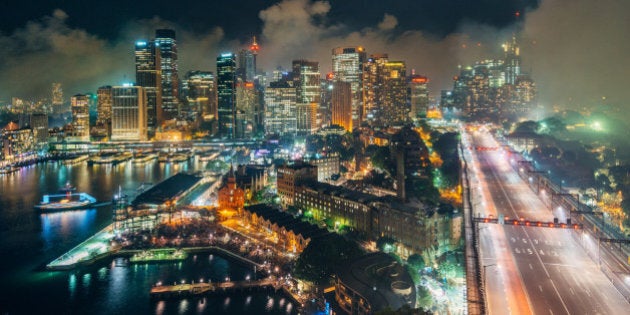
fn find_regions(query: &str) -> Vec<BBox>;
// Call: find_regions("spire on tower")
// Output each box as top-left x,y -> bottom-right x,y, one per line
250,36 -> 260,54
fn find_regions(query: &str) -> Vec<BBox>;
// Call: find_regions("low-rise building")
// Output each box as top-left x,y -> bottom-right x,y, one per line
242,204 -> 328,253
295,181 -> 377,236
335,252 -> 416,314
218,166 -> 245,211
235,164 -> 269,201
277,163 -> 317,207
303,152 -> 340,182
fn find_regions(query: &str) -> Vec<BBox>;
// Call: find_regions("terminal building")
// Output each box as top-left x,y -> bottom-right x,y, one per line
113,173 -> 204,234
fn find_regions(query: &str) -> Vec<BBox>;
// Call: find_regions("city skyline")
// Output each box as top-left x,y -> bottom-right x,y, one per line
0,0 -> 628,115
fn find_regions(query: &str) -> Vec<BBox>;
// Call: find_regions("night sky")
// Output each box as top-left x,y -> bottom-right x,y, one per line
0,0 -> 628,114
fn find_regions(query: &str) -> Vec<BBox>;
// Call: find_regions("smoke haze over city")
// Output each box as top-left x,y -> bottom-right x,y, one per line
0,0 -> 628,113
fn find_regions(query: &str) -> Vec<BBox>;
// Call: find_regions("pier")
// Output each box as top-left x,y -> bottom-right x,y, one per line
47,225 -> 117,270
150,277 -> 282,298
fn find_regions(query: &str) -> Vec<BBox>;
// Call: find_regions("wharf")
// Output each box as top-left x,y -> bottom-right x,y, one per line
150,277 -> 281,298
47,224 -> 117,270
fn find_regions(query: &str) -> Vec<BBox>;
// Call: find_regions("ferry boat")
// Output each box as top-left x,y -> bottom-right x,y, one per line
35,189 -> 98,212
0,166 -> 18,175
64,154 -> 89,165
133,153 -> 158,164
158,152 -> 190,163
88,152 -> 133,165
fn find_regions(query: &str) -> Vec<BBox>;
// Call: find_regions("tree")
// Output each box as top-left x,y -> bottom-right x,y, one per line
407,254 -> 425,270
513,120 -> 539,134
293,234 -> 364,284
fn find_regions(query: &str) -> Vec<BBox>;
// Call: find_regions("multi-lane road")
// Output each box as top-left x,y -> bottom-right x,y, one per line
464,126 -> 629,314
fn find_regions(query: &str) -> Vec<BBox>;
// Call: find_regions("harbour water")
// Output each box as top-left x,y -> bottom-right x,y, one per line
0,160 -> 297,314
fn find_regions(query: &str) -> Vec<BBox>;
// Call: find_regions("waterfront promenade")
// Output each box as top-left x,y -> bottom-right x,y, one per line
47,225 -> 117,270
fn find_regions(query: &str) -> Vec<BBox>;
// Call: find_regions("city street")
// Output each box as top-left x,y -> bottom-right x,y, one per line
464,127 -> 629,314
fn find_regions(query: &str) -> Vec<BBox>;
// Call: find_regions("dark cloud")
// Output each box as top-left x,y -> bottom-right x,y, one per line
0,0 -> 627,116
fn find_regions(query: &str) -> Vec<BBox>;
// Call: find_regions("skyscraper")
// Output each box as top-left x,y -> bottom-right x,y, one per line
70,94 -> 90,141
111,85 -> 148,141
155,29 -> 179,120
292,60 -> 321,136
362,55 -> 409,126
217,53 -> 236,139
380,60 -> 408,126
362,53 -> 389,122
51,83 -> 64,114
236,36 -> 259,83
264,80 -> 297,137
96,86 -> 113,137
409,75 -> 429,119
135,40 -> 162,136
185,71 -> 216,123
332,46 -> 366,129
331,81 -> 352,132
503,35 -> 521,85
235,81 -> 259,138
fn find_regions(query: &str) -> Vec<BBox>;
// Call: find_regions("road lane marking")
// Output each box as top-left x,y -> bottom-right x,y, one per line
529,263 -> 533,270
540,250 -> 545,255
539,285 -> 543,292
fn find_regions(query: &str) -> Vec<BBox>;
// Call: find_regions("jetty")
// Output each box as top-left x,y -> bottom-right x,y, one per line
150,277 -> 282,299
47,225 -> 117,270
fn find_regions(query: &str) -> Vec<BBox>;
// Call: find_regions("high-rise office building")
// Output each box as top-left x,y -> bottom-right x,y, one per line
111,86 -> 148,141
155,29 -> 179,120
17,113 -> 48,144
362,54 -> 389,123
362,55 -> 408,126
135,40 -> 162,135
96,86 -> 113,137
70,94 -> 90,141
380,60 -> 408,126
185,71 -> 216,122
235,81 -> 259,138
409,75 -> 429,119
292,60 -> 321,136
503,35 -> 521,85
237,36 -> 259,82
264,80 -> 297,136
331,81 -> 352,132
332,46 -> 366,129
217,53 -> 237,139
51,83 -> 64,114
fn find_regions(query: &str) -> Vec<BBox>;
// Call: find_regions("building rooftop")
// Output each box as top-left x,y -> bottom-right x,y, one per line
336,252 -> 416,313
245,204 -> 328,240
132,173 -> 202,207
301,181 -> 379,204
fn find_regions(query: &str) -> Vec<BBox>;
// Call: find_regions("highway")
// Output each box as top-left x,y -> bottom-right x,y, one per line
464,126 -> 629,315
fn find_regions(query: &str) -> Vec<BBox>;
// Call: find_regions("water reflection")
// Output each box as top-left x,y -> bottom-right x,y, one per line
41,210 -> 96,250
68,274 -> 76,299
82,273 -> 91,288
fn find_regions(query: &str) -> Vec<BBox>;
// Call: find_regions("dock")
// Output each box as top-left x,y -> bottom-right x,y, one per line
47,225 -> 117,270
150,277 -> 282,299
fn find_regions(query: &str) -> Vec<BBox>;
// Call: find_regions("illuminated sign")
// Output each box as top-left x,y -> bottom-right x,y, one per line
411,77 -> 428,84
